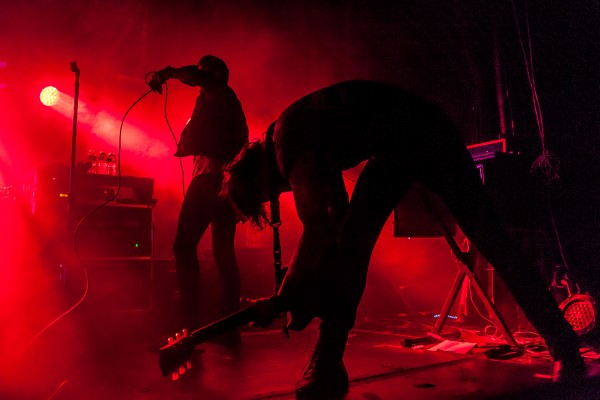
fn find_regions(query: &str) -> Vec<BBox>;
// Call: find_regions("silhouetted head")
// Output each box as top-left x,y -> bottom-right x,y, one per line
198,55 -> 229,85
226,139 -> 269,228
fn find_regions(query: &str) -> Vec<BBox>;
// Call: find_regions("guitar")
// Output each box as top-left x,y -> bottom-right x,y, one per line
159,306 -> 257,380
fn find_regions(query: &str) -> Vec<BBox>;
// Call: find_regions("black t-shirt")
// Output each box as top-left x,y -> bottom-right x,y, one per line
176,85 -> 248,164
272,80 -> 448,177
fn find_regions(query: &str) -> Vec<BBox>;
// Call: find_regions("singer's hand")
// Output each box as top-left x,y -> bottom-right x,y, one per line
148,72 -> 165,94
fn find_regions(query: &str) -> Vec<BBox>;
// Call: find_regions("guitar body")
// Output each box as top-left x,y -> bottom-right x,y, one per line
159,306 -> 257,378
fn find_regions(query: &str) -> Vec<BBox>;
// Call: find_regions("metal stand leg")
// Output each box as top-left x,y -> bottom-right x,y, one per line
395,184 -> 518,348
432,217 -> 518,347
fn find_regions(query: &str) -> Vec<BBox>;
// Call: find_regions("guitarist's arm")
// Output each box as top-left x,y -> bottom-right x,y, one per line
275,153 -> 347,330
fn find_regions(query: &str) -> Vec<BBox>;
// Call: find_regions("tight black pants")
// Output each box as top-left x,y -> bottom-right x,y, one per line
321,126 -> 579,361
173,173 -> 240,325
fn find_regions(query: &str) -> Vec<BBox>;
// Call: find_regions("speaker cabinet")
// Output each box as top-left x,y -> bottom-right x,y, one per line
84,258 -> 153,311
71,204 -> 154,312
72,204 -> 153,258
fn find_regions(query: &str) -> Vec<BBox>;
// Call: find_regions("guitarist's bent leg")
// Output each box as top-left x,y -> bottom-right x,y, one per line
319,158 -> 413,331
297,160 -> 412,399
425,147 -> 585,382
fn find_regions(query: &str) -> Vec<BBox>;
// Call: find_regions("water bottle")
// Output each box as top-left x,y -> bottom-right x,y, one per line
87,149 -> 97,174
58,263 -> 65,285
106,152 -> 117,176
97,151 -> 107,175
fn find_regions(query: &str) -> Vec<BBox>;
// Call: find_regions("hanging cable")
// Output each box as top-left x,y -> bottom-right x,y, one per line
163,82 -> 185,198
511,0 -> 560,184
143,73 -> 186,198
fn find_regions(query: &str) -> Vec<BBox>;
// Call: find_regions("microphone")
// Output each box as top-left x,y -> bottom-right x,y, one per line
70,61 -> 80,75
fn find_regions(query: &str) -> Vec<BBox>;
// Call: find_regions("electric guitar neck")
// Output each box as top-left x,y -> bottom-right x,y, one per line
159,306 -> 257,379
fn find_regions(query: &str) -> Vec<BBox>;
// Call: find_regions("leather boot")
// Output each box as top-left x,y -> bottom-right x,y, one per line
296,350 -> 349,399
552,354 -> 587,384
546,330 -> 587,384
296,323 -> 350,399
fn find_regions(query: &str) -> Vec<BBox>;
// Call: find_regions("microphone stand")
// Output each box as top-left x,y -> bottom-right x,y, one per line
58,61 -> 80,288
68,61 -> 80,217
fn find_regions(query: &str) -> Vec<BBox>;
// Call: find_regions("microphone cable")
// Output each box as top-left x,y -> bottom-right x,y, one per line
164,82 -> 186,198
143,72 -> 186,198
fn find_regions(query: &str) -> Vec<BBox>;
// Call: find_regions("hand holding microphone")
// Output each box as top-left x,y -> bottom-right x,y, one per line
148,72 -> 165,94
147,66 -> 172,94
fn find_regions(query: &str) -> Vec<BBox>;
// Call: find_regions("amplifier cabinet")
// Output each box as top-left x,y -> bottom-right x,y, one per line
72,203 -> 153,258
72,203 -> 154,312
83,258 -> 153,312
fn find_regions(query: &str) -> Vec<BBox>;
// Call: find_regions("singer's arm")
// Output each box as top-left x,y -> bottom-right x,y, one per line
148,65 -> 216,92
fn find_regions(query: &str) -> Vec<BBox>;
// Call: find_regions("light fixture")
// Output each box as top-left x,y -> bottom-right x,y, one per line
559,293 -> 597,336
40,86 -> 60,107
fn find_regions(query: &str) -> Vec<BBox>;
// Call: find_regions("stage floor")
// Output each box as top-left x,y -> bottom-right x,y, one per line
3,303 -> 600,400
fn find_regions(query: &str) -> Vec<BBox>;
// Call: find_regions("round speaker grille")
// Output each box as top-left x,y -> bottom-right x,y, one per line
559,294 -> 597,335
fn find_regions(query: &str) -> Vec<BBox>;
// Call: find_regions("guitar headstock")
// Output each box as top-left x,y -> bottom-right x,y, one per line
158,306 -> 259,380
159,329 -> 195,380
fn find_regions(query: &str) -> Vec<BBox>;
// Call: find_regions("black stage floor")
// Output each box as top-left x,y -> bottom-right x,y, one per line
2,247 -> 600,400
3,300 -> 600,400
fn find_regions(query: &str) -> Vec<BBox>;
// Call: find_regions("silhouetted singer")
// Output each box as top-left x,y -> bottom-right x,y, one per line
148,55 -> 248,335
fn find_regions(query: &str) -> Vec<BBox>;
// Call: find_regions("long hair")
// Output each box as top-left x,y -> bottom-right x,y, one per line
226,139 -> 270,229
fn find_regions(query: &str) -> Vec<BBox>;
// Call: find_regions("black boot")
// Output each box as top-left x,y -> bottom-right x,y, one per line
545,329 -> 587,384
296,349 -> 349,399
552,354 -> 587,384
296,323 -> 349,399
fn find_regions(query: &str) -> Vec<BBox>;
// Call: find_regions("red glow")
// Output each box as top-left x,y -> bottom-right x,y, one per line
41,91 -> 170,160
0,1 -> 591,399
0,196 -> 65,382
0,60 -> 6,89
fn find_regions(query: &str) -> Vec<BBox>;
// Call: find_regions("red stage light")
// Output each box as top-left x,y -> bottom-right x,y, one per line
40,86 -> 59,106
560,293 -> 597,335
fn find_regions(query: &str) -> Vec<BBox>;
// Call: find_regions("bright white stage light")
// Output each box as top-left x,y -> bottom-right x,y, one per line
40,86 -> 60,107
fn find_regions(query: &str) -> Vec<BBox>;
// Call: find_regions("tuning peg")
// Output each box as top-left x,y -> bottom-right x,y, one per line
182,329 -> 188,337
171,371 -> 179,381
175,332 -> 180,340
179,366 -> 186,375
186,361 -> 192,370
167,337 -> 174,345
